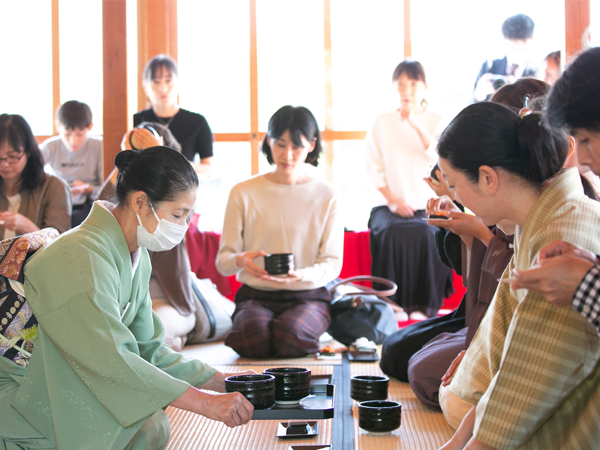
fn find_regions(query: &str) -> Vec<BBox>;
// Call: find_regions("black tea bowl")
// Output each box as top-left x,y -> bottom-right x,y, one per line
264,253 -> 295,276
358,400 -> 401,434
263,367 -> 311,404
350,375 -> 389,401
224,374 -> 275,409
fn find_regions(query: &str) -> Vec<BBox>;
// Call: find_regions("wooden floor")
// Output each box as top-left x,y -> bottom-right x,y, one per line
169,343 -> 453,449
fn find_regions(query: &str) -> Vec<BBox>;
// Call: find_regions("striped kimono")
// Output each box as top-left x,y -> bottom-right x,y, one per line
450,168 -> 600,449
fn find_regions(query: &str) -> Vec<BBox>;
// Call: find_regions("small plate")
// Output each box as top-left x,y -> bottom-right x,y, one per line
275,398 -> 303,406
348,346 -> 379,362
286,446 -> 331,450
277,421 -> 319,439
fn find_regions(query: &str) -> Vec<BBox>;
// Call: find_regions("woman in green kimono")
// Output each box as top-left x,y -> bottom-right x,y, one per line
0,147 -> 253,450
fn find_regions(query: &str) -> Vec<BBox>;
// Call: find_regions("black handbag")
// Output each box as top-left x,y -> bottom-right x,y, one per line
326,276 -> 401,346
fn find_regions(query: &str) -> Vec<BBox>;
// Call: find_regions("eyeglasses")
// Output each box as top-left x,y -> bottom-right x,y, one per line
0,152 -> 25,165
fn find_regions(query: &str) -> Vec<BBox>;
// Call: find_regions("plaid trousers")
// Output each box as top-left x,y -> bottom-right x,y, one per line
225,285 -> 332,357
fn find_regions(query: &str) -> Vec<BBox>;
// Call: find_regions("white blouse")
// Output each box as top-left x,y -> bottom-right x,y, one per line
365,109 -> 445,210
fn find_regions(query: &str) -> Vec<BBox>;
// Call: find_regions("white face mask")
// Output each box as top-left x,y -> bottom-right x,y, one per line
136,203 -> 188,252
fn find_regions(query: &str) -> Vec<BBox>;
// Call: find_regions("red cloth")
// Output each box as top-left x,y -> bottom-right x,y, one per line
185,226 -> 466,307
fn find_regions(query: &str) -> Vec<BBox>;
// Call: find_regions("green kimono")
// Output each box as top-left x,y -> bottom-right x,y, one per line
0,203 -> 217,450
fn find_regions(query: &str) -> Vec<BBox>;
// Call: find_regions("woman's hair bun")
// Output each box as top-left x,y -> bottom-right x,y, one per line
114,150 -> 139,172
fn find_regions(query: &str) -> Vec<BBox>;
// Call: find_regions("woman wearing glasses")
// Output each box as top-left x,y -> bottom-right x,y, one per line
0,114 -> 71,237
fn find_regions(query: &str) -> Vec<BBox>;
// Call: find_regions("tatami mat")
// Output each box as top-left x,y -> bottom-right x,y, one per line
350,362 -> 454,449
166,364 -> 335,450
180,341 -> 342,365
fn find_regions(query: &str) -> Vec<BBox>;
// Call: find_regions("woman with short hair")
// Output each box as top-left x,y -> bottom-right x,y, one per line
217,105 -> 344,358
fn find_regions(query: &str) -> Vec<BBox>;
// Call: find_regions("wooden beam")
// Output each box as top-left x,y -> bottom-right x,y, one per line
214,133 -> 253,142
103,0 -> 128,179
51,0 -> 60,134
565,0 -> 590,62
403,0 -> 411,58
249,0 -> 259,175
321,130 -> 367,141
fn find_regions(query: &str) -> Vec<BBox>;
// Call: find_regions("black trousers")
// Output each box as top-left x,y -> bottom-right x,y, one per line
368,206 -> 454,317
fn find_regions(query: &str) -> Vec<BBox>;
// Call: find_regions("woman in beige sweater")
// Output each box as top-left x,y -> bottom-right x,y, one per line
217,106 -> 344,358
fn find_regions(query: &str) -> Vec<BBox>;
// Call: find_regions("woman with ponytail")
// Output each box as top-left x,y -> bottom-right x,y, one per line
0,148 -> 253,450
436,102 -> 600,449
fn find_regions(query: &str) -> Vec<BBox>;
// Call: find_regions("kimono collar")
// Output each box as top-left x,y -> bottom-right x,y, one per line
513,167 -> 583,277
93,201 -> 141,276
520,167 -> 583,239
83,202 -> 135,263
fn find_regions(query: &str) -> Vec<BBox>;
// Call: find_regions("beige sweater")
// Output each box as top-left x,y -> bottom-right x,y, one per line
216,174 -> 344,291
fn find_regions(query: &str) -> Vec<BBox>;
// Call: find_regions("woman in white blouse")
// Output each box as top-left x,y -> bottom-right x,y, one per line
216,106 -> 344,357
366,61 -> 453,319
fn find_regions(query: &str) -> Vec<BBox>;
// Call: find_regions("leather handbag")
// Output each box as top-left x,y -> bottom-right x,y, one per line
327,276 -> 401,346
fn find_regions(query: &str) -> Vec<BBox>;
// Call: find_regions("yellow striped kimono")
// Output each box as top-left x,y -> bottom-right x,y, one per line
450,168 -> 600,449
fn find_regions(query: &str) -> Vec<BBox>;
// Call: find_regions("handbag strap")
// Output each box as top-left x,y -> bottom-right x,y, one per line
329,276 -> 397,298
329,276 -> 404,313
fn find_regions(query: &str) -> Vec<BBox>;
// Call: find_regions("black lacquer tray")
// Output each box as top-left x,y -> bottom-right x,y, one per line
252,374 -> 335,420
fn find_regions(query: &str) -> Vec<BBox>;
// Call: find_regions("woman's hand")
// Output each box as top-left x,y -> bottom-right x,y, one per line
70,180 -> 92,196
424,169 -> 456,200
441,350 -> 466,387
235,251 -> 268,279
198,391 -> 254,428
123,128 -> 162,151
426,196 -> 460,217
388,198 -> 416,218
1,212 -> 38,234
428,212 -> 494,246
170,387 -> 254,428
511,241 -> 598,307
262,270 -> 303,284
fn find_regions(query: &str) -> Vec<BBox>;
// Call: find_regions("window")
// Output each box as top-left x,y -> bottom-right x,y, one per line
59,0 -> 103,134
0,1 -> 53,135
412,0 -> 565,118
178,0 -> 250,133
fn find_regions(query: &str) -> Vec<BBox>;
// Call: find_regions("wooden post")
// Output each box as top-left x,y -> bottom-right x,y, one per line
323,0 -> 334,183
404,0 -> 411,58
565,0 -> 590,62
137,0 -> 178,111
249,0 -> 260,176
102,0 -> 128,179
51,0 -> 60,134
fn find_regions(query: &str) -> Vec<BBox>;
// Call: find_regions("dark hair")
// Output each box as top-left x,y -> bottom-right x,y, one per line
581,175 -> 599,201
545,47 -> 600,132
142,54 -> 179,85
114,147 -> 198,206
136,121 -> 182,152
55,100 -> 93,129
490,78 -> 550,110
545,51 -> 561,67
0,114 -> 46,191
501,14 -> 535,40
437,102 -> 568,187
392,60 -> 426,84
261,106 -> 322,167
